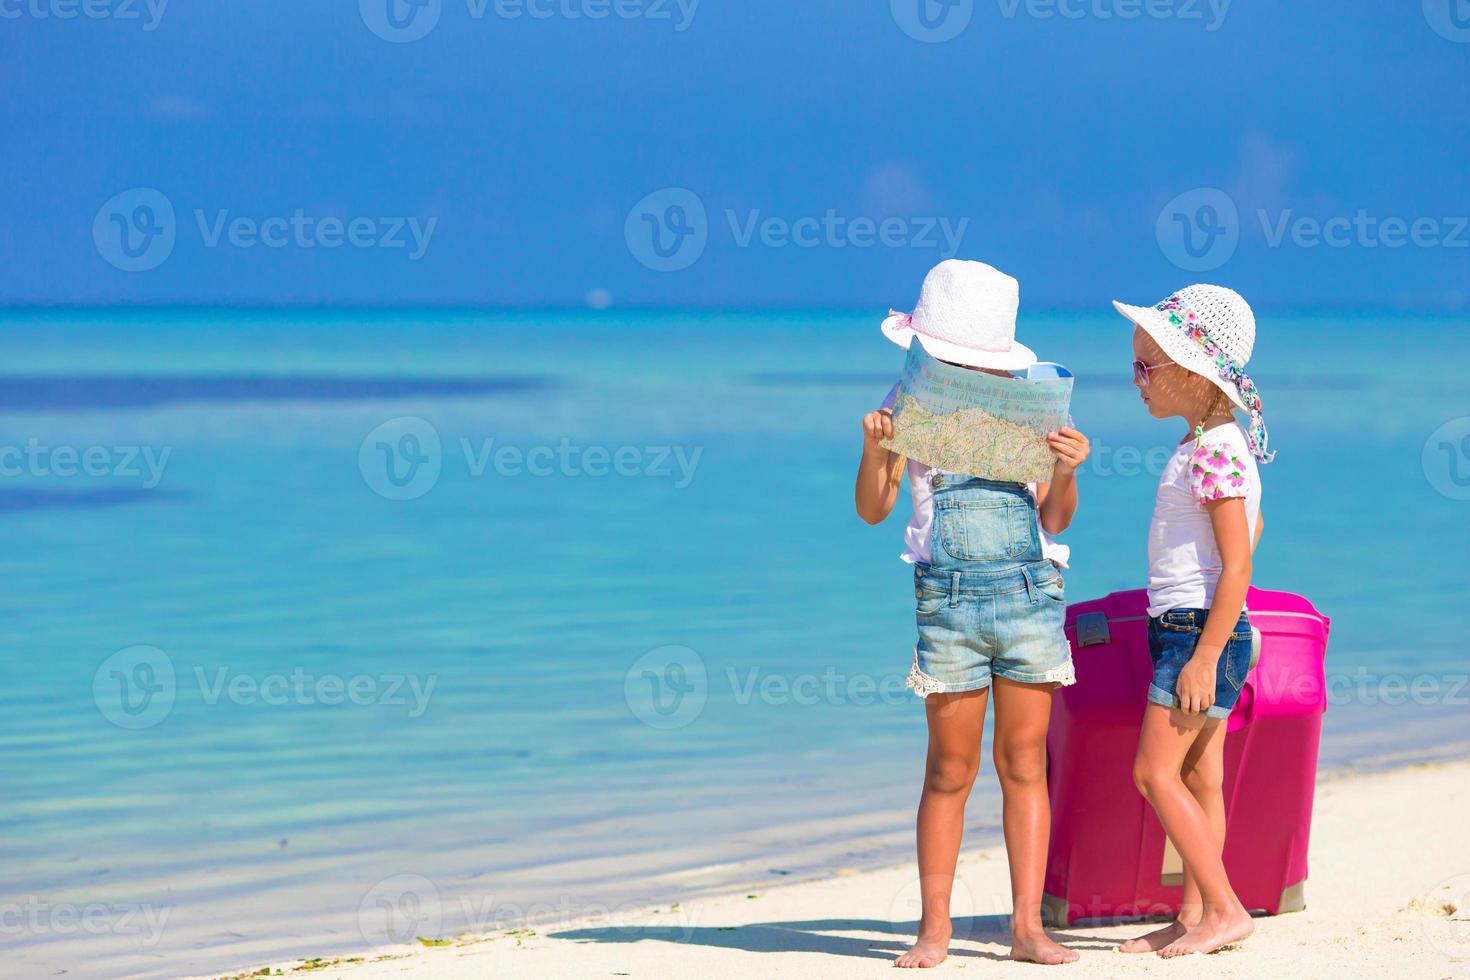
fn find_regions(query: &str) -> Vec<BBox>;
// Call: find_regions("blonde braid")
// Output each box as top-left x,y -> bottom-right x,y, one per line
1193,387 -> 1229,446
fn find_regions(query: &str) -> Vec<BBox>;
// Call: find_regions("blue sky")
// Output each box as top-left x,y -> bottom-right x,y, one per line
3,1 -> 1468,307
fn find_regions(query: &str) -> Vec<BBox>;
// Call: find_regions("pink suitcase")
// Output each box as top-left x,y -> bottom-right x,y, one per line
1042,586 -> 1331,925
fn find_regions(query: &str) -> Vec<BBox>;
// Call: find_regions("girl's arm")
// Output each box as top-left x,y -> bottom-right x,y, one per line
1175,497 -> 1253,715
855,408 -> 905,525
1037,427 -> 1089,535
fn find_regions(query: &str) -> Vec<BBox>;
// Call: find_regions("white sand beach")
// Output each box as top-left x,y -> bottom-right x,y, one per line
214,760 -> 1470,979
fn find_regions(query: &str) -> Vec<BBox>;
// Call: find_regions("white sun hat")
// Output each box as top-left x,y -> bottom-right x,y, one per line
1113,284 -> 1276,463
1112,284 -> 1254,410
882,259 -> 1037,371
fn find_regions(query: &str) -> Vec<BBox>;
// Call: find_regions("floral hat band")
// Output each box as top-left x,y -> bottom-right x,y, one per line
1154,295 -> 1275,465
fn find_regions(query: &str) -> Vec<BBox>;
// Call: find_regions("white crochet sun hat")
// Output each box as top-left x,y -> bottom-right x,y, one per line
1112,284 -> 1255,412
882,259 -> 1037,371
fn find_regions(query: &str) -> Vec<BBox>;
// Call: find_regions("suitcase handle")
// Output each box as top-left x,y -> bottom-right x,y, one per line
1074,612 -> 1111,648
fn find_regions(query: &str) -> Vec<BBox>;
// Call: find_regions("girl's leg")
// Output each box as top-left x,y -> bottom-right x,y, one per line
1131,704 -> 1253,957
1119,717 -> 1228,952
896,687 -> 988,969
990,676 -> 1079,965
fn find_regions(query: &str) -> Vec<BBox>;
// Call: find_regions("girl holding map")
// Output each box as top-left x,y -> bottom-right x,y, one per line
1111,285 -> 1273,958
855,260 -> 1090,968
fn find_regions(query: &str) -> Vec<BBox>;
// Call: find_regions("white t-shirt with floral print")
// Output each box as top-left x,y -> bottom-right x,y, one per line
1146,421 -> 1261,617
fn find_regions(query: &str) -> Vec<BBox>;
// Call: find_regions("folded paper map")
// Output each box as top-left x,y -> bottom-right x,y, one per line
880,339 -> 1074,484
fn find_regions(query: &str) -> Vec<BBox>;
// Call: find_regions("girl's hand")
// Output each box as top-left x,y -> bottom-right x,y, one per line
862,408 -> 895,451
1047,427 -> 1090,475
1176,654 -> 1218,716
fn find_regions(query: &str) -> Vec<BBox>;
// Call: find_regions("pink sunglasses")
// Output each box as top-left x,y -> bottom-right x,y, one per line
1132,359 -> 1172,388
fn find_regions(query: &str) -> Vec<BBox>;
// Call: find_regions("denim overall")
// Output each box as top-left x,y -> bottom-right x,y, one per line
908,473 -> 1074,696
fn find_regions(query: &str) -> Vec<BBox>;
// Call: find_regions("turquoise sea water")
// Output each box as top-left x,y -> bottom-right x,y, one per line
2,308 -> 1468,978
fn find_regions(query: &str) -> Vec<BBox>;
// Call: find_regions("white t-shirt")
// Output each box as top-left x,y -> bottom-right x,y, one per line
1147,421 -> 1261,617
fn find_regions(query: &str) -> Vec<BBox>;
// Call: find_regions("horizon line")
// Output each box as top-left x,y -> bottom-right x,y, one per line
1,300 -> 1466,316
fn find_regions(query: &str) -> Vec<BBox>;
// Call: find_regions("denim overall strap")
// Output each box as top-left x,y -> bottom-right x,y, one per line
925,472 -> 1043,573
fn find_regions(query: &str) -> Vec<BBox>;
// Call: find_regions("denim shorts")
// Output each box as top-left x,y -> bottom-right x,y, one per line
909,559 -> 1076,695
1147,608 -> 1254,720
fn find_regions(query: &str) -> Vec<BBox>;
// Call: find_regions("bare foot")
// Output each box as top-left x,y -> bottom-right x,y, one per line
895,931 -> 950,968
1118,918 -> 1192,953
1157,906 -> 1253,957
1009,930 -> 1079,965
